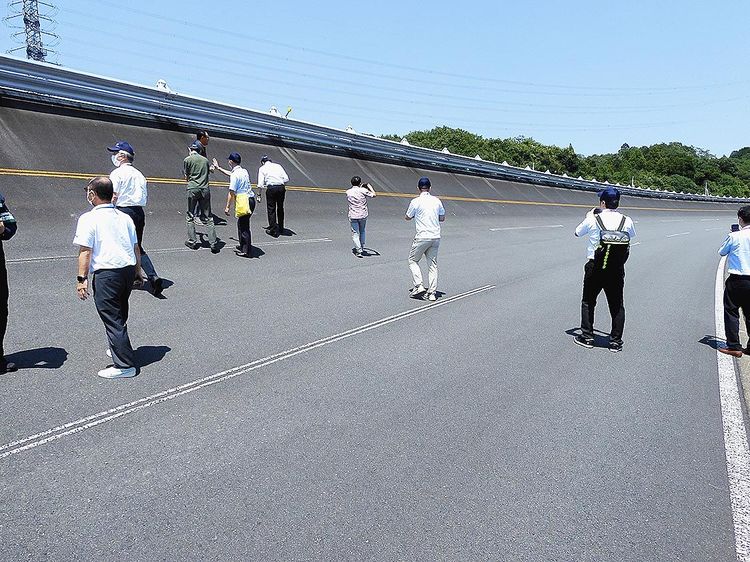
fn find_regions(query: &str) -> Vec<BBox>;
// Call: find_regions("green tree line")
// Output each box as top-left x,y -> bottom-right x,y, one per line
382,127 -> 750,197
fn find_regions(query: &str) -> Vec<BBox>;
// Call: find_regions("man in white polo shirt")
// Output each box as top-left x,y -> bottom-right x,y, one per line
74,176 -> 141,379
257,155 -> 290,238
107,140 -> 163,296
718,205 -> 750,357
405,176 -> 445,301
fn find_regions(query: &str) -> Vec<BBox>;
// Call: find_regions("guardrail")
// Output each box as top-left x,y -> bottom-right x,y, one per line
0,54 -> 743,204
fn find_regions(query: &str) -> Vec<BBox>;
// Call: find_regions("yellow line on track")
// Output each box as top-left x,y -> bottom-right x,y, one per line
0,167 -> 735,213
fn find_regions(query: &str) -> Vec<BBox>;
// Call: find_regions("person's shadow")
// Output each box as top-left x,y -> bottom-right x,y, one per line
564,327 -> 611,348
135,345 -> 171,368
362,248 -> 381,257
698,335 -> 724,351
4,347 -> 68,370
280,228 -> 297,237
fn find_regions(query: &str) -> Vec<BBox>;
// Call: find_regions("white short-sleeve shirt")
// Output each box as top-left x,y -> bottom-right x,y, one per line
406,192 -> 445,239
73,204 -> 138,272
229,166 -> 253,196
110,163 -> 147,207
575,209 -> 636,260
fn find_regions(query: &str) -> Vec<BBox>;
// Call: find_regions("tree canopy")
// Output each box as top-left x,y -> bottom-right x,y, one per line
382,126 -> 750,197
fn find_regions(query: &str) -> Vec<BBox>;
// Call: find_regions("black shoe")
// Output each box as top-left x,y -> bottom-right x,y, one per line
235,245 -> 242,251
234,250 -> 250,258
609,342 -> 623,353
150,276 -> 164,296
574,335 -> 594,348
0,361 -> 17,374
211,245 -> 220,254
184,240 -> 199,250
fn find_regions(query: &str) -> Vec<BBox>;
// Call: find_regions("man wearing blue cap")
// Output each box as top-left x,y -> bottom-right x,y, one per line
107,141 -> 163,295
574,187 -> 636,352
214,152 -> 256,257
405,176 -> 445,301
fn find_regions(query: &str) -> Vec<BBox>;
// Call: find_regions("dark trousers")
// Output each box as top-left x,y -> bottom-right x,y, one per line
580,259 -> 626,345
117,205 -> 157,279
93,266 -> 137,369
265,185 -> 286,235
723,275 -> 750,350
0,246 -> 7,364
186,188 -> 218,246
237,197 -> 256,256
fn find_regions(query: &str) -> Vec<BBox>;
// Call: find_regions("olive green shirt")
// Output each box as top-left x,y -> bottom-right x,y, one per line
183,152 -> 210,190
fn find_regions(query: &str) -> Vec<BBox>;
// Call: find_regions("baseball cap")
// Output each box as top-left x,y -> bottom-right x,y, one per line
189,140 -> 204,151
598,187 -> 620,203
260,155 -> 271,163
106,141 -> 134,155
228,152 -> 241,163
418,176 -> 431,188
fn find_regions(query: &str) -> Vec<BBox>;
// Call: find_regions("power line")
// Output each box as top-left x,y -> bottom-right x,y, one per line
63,2 -> 749,96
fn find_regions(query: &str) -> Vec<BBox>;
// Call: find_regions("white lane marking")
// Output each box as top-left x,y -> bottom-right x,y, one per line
706,227 -> 727,232
489,225 -> 564,231
659,219 -> 685,223
6,238 -> 333,264
0,284 -> 495,460
631,242 -> 642,246
666,232 -> 691,238
702,218 -> 721,222
714,255 -> 750,560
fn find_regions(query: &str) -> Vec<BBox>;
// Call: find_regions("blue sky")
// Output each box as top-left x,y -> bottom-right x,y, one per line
1,0 -> 747,156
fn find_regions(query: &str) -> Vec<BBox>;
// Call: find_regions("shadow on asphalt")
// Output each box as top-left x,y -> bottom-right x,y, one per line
698,335 -> 724,350
361,248 -> 380,257
4,347 -> 68,370
564,327 -> 611,348
135,345 -> 171,368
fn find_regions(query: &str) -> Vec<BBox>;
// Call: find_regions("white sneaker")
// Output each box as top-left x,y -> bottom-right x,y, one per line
97,366 -> 136,379
426,293 -> 437,301
410,284 -> 426,298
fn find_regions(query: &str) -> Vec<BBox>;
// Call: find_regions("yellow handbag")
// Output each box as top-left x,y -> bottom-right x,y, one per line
235,193 -> 252,218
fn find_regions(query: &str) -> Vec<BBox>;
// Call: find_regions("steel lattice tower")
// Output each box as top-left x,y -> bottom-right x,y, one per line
5,1 -> 58,62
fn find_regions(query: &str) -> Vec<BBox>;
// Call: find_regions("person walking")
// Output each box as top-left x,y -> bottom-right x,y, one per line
718,206 -> 750,357
184,140 -> 219,253
257,155 -> 289,237
405,177 -> 445,301
346,176 -> 376,257
214,152 -> 257,258
107,141 -> 163,296
574,187 -> 636,352
0,192 -> 17,374
74,176 -> 141,379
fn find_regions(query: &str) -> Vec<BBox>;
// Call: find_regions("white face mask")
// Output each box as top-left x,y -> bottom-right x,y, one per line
111,154 -> 120,167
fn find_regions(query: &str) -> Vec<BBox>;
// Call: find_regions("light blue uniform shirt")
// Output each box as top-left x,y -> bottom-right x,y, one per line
719,225 -> 750,275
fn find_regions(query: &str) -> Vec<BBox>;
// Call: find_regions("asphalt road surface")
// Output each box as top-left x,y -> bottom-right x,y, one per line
0,103 -> 744,560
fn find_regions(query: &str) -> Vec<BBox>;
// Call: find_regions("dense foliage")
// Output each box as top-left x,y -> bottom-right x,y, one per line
382,127 -> 750,197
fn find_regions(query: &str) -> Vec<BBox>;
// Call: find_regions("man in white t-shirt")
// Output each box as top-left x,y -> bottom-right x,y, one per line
346,175 -> 376,257
257,155 -> 290,237
107,140 -> 163,296
405,176 -> 445,301
214,152 -> 257,258
74,176 -> 141,379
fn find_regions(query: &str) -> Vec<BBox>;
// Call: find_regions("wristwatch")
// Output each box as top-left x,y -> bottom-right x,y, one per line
77,275 -> 87,283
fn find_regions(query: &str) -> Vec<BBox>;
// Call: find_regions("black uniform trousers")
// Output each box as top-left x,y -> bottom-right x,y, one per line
723,274 -> 750,350
265,184 -> 286,235
93,266 -> 137,369
580,259 -> 626,345
0,244 -> 8,365
237,197 -> 256,256
116,205 -> 157,279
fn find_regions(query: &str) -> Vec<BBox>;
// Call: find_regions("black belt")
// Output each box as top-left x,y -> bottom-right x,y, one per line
729,274 -> 750,280
266,184 -> 284,188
